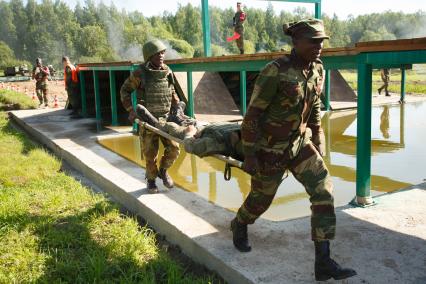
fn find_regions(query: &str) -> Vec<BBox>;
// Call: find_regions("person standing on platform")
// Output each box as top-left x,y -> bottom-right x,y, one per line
230,19 -> 357,281
120,39 -> 180,194
378,68 -> 391,96
32,58 -> 50,107
62,56 -> 80,115
233,2 -> 246,54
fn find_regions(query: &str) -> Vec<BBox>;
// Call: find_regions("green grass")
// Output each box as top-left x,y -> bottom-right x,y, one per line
0,111 -> 218,283
0,70 -> 4,76
339,70 -> 426,94
0,89 -> 37,110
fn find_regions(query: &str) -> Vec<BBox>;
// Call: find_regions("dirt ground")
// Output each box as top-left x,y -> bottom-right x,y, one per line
3,79 -> 68,108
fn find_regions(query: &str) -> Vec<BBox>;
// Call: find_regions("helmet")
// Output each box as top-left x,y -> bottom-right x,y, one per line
143,39 -> 167,61
36,58 -> 42,65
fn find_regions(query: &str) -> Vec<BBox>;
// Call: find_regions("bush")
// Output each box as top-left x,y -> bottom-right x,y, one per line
167,38 -> 194,59
0,89 -> 37,110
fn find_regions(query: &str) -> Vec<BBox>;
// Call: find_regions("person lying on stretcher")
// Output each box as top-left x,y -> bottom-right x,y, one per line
136,102 -> 244,161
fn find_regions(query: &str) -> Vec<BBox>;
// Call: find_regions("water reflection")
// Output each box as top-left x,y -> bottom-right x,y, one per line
99,101 -> 426,221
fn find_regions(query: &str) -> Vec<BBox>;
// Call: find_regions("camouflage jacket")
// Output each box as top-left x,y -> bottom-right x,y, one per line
233,11 -> 246,30
120,62 -> 179,114
241,49 -> 325,159
32,66 -> 49,83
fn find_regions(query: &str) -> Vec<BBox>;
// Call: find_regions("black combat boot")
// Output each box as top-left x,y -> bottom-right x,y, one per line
158,168 -> 174,188
230,218 -> 251,252
136,104 -> 159,126
147,179 -> 159,194
314,241 -> 357,281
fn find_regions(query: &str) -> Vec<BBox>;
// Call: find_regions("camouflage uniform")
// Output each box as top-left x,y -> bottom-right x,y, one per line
157,121 -> 243,160
378,68 -> 390,96
236,48 -> 335,241
120,61 -> 180,181
64,64 -> 80,110
32,60 -> 49,106
233,8 -> 246,54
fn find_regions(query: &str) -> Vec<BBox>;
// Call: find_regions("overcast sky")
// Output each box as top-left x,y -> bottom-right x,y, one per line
57,0 -> 426,19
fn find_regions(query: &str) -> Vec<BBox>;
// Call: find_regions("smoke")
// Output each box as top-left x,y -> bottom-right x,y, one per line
396,14 -> 426,39
105,19 -> 144,61
156,39 -> 182,60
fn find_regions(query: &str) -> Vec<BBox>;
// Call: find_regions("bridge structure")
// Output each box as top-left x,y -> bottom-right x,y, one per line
75,0 -> 426,208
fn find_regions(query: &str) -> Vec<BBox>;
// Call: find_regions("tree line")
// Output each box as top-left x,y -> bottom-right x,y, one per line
0,0 -> 425,70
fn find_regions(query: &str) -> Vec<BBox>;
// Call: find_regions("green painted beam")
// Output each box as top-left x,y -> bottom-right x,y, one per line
187,71 -> 194,117
109,71 -> 118,126
400,68 -> 406,103
324,69 -> 330,111
201,0 -> 211,57
78,66 -> 133,71
363,50 -> 426,65
79,71 -> 87,117
93,71 -> 102,121
322,55 -> 357,70
169,60 -> 268,72
315,2 -> 321,18
240,70 -> 247,115
355,60 -> 374,206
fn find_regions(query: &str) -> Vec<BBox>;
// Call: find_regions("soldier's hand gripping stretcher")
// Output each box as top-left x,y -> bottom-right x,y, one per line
134,103 -> 243,171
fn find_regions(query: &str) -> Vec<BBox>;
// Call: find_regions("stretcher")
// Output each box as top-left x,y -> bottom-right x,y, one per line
135,119 -> 243,180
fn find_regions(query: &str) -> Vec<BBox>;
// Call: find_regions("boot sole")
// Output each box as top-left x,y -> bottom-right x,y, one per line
230,221 -> 252,252
315,271 -> 357,281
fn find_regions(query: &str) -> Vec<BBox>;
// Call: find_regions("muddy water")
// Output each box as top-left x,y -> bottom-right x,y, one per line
99,101 -> 426,221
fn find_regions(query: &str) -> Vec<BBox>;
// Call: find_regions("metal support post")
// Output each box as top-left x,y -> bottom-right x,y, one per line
201,0 -> 211,57
400,67 -> 406,103
93,71 -> 101,122
187,71 -> 194,117
324,69 -> 331,111
240,70 -> 247,115
355,61 -> 374,206
109,71 -> 118,126
315,2 -> 321,19
79,71 -> 87,117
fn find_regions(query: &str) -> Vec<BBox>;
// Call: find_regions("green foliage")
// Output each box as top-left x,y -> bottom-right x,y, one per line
0,0 -> 424,63
0,41 -> 15,68
0,89 -> 37,110
0,112 -> 219,283
168,38 -> 194,58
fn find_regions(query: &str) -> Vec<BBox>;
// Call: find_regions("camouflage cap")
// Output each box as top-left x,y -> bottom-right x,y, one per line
283,19 -> 329,39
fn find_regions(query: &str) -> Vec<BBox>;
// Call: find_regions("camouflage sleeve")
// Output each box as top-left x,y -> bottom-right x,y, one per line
65,66 -> 72,88
120,70 -> 143,112
241,63 -> 279,156
308,94 -> 325,152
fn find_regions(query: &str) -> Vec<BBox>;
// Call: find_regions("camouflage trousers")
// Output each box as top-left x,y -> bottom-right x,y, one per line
140,128 -> 180,180
36,88 -> 48,105
378,80 -> 389,95
235,28 -> 244,54
236,141 -> 336,241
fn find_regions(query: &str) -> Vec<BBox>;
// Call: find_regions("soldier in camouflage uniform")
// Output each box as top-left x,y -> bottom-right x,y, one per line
62,56 -> 80,115
378,68 -> 390,96
230,19 -> 357,281
32,58 -> 50,107
233,2 -> 246,54
120,39 -> 180,194
136,103 -> 243,160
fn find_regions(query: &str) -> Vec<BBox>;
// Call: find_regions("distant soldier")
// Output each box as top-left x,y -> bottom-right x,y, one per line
230,19 -> 357,281
32,58 -> 50,107
120,39 -> 180,194
62,56 -> 80,114
378,68 -> 390,96
233,2 -> 246,54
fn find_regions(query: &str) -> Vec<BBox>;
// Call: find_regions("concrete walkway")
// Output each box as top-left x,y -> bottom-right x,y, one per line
9,108 -> 426,284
